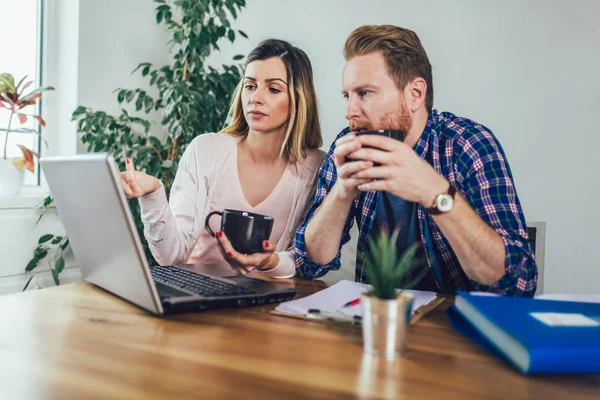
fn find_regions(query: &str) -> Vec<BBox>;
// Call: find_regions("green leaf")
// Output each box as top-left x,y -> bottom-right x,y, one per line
0,73 -> 15,91
233,54 -> 244,61
132,62 -> 151,74
55,257 -> 65,274
238,30 -> 248,39
34,247 -> 48,259
51,236 -> 63,244
60,239 -> 69,251
43,195 -> 53,207
25,258 -> 39,272
15,75 -> 28,91
135,93 -> 145,111
51,267 -> 60,286
217,9 -> 230,27
71,106 -> 87,120
38,234 -> 54,244
156,10 -> 164,24
144,96 -> 154,113
363,230 -> 426,299
227,29 -> 235,42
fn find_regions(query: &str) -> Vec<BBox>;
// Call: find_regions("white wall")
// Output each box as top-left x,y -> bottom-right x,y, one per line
206,0 -> 600,294
77,0 -> 171,144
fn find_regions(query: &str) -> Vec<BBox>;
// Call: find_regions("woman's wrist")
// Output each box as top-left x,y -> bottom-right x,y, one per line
149,179 -> 163,195
258,253 -> 280,272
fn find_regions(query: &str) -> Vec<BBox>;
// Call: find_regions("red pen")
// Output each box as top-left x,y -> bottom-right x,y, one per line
342,297 -> 361,308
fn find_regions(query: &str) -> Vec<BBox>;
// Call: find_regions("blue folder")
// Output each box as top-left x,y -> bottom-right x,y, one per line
447,291 -> 600,374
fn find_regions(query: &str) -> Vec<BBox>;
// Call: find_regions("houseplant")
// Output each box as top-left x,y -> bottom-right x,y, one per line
0,72 -> 54,195
361,229 -> 428,358
24,0 -> 247,287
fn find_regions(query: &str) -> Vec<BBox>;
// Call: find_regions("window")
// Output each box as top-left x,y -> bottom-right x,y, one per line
0,0 -> 43,186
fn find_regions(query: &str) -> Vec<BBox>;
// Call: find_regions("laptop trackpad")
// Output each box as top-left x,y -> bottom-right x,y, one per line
155,281 -> 192,299
222,275 -> 273,290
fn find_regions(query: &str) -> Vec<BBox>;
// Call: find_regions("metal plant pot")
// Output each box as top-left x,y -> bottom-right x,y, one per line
361,291 -> 414,359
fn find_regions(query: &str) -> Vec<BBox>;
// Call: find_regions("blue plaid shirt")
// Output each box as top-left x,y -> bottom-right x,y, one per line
294,110 -> 537,297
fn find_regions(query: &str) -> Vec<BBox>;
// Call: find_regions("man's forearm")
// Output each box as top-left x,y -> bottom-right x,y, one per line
432,194 -> 506,285
304,184 -> 355,265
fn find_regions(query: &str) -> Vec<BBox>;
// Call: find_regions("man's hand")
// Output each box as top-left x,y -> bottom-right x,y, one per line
120,157 -> 162,199
216,231 -> 279,275
350,134 -> 506,286
333,133 -> 374,201
348,135 -> 448,206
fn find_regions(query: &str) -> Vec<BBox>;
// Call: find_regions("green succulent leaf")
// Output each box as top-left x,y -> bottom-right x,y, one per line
364,229 -> 426,300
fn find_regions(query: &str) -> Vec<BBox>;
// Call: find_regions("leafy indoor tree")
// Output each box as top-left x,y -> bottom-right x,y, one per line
24,0 -> 248,288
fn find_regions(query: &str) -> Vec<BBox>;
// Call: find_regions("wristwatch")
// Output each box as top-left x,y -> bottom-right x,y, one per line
427,185 -> 457,215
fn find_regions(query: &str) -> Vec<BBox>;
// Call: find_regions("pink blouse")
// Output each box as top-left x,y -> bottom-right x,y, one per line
138,133 -> 325,278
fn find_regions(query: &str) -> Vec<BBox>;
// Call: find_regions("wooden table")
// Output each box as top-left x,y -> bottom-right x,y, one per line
0,279 -> 598,400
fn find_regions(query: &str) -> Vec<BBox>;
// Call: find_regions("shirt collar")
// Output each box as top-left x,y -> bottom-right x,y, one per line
413,109 -> 439,160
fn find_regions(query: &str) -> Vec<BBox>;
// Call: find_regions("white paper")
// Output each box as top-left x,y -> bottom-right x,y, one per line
531,312 -> 600,327
275,280 -> 438,319
339,288 -> 438,319
276,280 -> 369,315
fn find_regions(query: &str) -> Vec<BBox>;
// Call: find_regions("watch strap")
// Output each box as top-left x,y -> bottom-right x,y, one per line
427,185 -> 456,215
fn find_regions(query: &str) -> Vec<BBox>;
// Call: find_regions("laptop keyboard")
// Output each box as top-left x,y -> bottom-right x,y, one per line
151,266 -> 255,297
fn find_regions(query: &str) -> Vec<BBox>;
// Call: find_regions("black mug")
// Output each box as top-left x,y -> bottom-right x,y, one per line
205,209 -> 274,254
346,129 -> 405,164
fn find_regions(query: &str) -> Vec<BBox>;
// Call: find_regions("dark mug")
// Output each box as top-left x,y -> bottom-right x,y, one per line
346,129 -> 405,164
205,209 -> 274,254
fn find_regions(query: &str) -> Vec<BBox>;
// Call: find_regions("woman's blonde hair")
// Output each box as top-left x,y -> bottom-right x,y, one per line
220,39 -> 322,162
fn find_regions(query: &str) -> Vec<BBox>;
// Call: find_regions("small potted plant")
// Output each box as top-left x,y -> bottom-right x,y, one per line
0,72 -> 54,195
361,228 -> 428,359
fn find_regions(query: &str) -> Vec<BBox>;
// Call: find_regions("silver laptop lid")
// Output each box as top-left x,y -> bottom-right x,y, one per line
40,153 -> 163,314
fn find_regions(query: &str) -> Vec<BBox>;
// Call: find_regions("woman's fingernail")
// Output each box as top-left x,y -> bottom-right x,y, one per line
217,231 -> 223,238
226,251 -> 232,256
263,240 -> 269,248
126,157 -> 130,164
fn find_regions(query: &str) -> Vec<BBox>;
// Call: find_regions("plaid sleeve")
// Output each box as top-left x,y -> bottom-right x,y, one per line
294,130 -> 355,279
455,126 -> 537,297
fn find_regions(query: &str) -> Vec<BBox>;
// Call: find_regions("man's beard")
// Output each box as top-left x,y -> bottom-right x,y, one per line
349,103 -> 412,134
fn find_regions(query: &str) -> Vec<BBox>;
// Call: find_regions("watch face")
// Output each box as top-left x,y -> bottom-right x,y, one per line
437,194 -> 454,212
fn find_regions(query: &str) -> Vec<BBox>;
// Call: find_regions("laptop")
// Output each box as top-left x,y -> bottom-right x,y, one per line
40,153 -> 297,315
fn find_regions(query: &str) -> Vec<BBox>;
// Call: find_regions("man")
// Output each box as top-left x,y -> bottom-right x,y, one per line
294,25 -> 537,296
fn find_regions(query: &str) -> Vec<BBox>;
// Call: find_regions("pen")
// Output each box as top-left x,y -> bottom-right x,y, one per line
342,297 -> 361,308
307,308 -> 362,325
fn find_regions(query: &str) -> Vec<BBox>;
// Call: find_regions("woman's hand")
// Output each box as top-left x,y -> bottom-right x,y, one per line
119,157 -> 162,199
216,231 -> 279,275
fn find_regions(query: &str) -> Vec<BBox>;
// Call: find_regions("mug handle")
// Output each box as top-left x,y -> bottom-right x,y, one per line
205,211 -> 223,237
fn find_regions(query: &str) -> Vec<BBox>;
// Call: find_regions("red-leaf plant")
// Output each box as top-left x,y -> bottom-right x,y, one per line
0,72 -> 54,172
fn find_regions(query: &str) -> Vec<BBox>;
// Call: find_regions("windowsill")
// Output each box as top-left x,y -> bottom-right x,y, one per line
0,185 -> 51,210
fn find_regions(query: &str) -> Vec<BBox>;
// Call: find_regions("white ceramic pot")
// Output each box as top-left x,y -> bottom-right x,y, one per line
0,158 -> 25,196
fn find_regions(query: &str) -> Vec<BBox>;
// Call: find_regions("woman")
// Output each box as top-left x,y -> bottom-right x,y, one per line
120,39 -> 325,278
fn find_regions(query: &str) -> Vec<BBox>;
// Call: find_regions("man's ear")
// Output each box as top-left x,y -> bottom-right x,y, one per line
406,77 -> 427,112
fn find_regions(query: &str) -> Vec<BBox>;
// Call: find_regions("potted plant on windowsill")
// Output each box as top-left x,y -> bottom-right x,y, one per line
0,72 -> 54,195
361,229 -> 428,359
